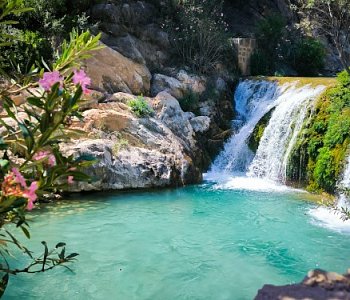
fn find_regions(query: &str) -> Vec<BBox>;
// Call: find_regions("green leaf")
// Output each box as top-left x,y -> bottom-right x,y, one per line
70,86 -> 83,107
27,97 -> 44,108
0,138 -> 8,151
18,123 -> 34,153
66,253 -> 79,259
0,159 -> 9,168
75,154 -> 96,162
20,226 -> 30,239
55,242 -> 66,248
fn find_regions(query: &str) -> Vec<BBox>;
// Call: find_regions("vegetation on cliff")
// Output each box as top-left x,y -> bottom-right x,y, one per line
250,13 -> 326,77
286,72 -> 350,193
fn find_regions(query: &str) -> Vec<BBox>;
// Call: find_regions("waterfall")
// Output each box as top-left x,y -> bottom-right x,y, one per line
247,84 -> 325,181
206,79 -> 325,185
208,80 -> 280,176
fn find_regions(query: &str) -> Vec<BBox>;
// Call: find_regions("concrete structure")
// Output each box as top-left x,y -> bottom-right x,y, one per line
233,38 -> 256,76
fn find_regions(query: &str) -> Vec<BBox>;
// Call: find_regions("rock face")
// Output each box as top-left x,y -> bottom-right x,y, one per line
255,269 -> 350,300
85,44 -> 151,95
69,0 -> 236,191
62,93 -> 211,191
151,70 -> 207,99
90,1 -> 170,72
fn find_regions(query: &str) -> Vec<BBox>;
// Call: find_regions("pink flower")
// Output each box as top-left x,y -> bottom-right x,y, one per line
33,151 -> 56,167
12,167 -> 26,188
72,69 -> 91,95
67,176 -> 74,185
39,71 -> 63,91
23,181 -> 38,211
47,154 -> 56,167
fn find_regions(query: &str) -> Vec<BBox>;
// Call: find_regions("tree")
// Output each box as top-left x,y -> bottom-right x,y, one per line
301,0 -> 350,73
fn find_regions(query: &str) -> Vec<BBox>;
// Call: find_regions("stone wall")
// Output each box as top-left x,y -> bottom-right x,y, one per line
233,38 -> 256,76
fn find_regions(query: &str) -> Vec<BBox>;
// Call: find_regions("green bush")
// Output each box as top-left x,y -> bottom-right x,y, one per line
179,90 -> 199,112
0,28 -> 52,72
165,0 -> 232,74
288,38 -> 325,76
250,49 -> 271,76
251,14 -> 286,76
337,70 -> 350,87
0,0 -> 92,72
256,13 -> 285,54
128,96 -> 154,118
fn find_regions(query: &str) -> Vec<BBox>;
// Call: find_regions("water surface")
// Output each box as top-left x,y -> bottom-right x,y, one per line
4,181 -> 350,300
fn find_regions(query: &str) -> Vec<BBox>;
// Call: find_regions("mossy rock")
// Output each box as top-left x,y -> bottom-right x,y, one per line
285,74 -> 350,194
248,109 -> 274,153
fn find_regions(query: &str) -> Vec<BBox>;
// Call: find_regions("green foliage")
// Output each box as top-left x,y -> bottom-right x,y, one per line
256,13 -> 285,55
0,28 -> 52,72
251,13 -> 325,76
288,37 -> 325,76
128,96 -> 154,118
0,0 -> 94,73
337,70 -> 350,87
0,29 -> 102,294
164,0 -> 232,74
250,50 -> 271,76
286,72 -> 350,193
250,14 -> 285,75
179,90 -> 199,112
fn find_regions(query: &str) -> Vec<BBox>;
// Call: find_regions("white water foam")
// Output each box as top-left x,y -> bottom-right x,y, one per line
208,176 -> 296,193
309,155 -> 350,233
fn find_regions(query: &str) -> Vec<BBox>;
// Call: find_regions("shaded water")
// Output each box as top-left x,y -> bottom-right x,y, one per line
4,184 -> 350,300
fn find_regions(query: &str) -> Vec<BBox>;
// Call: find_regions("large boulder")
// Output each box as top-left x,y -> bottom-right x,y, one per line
84,44 -> 151,95
151,70 -> 207,98
62,93 -> 211,191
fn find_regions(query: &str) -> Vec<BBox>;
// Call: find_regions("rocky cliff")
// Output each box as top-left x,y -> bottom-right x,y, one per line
56,1 -> 236,191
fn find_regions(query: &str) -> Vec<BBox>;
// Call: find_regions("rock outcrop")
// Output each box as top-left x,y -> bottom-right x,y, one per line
151,70 -> 207,99
255,269 -> 350,300
62,92 -> 212,191
85,44 -> 151,95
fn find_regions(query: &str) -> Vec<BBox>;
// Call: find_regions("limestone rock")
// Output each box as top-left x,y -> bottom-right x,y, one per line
151,74 -> 185,99
190,116 -> 211,133
151,70 -> 206,99
84,44 -> 151,95
62,96 -> 206,191
152,91 -> 196,150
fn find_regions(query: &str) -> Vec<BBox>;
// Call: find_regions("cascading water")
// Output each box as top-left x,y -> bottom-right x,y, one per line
247,84 -> 325,181
206,79 -> 325,188
207,80 -> 325,179
208,80 -> 280,176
